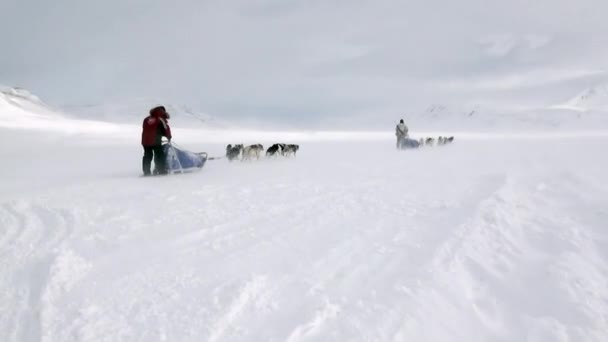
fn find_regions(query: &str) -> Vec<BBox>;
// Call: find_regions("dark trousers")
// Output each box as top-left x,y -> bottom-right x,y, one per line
142,145 -> 166,176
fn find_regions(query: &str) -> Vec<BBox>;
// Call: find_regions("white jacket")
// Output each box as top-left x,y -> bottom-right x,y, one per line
395,123 -> 408,137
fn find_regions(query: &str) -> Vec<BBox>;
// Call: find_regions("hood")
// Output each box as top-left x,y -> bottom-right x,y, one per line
150,106 -> 168,119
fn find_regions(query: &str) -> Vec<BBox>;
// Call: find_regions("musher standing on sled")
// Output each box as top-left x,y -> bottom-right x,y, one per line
395,119 -> 408,148
141,106 -> 172,176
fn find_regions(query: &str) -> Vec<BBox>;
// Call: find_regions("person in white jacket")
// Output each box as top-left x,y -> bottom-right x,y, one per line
395,119 -> 409,148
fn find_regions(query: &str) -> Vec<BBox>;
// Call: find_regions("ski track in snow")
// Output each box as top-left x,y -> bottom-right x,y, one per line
0,200 -> 76,342
1,130 -> 607,341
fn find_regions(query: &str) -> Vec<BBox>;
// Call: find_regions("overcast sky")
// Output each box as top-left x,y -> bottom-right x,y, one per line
1,0 -> 607,124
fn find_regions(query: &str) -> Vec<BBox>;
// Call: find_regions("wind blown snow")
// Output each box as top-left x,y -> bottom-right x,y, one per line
1,94 -> 608,341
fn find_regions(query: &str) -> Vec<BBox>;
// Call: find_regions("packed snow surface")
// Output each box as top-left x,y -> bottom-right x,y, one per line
1,127 -> 607,342
1,95 -> 607,341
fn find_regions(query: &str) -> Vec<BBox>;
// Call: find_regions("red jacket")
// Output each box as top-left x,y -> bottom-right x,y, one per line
141,113 -> 171,146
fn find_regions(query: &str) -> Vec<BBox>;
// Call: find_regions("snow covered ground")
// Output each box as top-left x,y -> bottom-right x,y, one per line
1,89 -> 608,341
1,124 -> 608,342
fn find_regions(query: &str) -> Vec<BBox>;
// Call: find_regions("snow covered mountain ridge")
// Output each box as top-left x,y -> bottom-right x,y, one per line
62,101 -> 227,128
0,86 -> 58,114
0,86 -> 231,133
407,83 -> 608,130
0,86 -> 64,127
556,84 -> 608,112
0,86 -> 133,135
1,86 -> 43,104
1,85 -> 608,132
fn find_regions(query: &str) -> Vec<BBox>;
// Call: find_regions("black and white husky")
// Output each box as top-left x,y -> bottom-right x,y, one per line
266,143 -> 285,157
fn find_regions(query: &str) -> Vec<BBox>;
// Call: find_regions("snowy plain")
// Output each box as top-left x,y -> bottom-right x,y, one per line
1,91 -> 608,341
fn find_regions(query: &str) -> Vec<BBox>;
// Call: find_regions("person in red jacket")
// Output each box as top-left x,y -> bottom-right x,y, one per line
141,106 -> 172,176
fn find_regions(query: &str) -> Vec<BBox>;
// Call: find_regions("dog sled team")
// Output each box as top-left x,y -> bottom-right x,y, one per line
139,105 -> 452,175
395,119 -> 455,150
225,143 -> 300,161
417,136 -> 455,147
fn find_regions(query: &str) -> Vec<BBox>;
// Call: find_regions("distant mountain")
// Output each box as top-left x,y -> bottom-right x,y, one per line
405,104 -> 509,130
1,86 -> 42,103
0,86 -> 127,134
0,87 -> 228,132
61,101 -> 228,128
0,86 -> 65,127
406,99 -> 607,131
555,84 -> 608,112
2,85 -> 606,132
0,86 -> 59,116
421,104 -> 482,119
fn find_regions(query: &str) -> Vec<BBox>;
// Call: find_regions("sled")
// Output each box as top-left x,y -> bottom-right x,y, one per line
398,138 -> 421,149
163,143 -> 208,173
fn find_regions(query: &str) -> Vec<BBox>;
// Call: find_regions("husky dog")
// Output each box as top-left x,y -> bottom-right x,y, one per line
425,137 -> 435,146
266,143 -> 285,157
437,136 -> 445,145
446,136 -> 454,143
418,138 -> 425,146
283,144 -> 299,157
226,144 -> 243,161
242,144 -> 264,160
